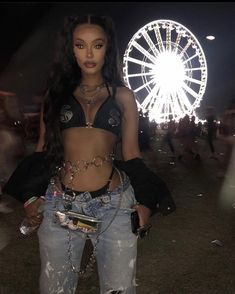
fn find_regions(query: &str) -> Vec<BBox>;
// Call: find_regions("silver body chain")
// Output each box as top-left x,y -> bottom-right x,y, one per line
65,167 -> 123,279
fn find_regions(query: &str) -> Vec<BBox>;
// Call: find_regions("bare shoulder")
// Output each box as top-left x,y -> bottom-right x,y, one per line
115,86 -> 136,109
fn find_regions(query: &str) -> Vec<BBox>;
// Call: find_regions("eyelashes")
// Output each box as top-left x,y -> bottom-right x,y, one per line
74,43 -> 104,49
94,44 -> 104,49
75,44 -> 84,49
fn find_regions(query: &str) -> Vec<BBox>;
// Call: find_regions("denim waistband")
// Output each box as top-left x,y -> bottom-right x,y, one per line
61,170 -> 130,199
61,182 -> 107,198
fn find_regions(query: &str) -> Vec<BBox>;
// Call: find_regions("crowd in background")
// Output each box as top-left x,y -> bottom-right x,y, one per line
138,100 -> 235,177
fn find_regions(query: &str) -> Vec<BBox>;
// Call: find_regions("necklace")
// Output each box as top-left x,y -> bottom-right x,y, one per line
79,82 -> 105,94
76,82 -> 106,127
79,82 -> 105,105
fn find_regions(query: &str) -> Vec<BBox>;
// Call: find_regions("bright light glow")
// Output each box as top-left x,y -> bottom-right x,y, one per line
152,52 -> 185,94
206,35 -> 215,40
123,19 -> 208,123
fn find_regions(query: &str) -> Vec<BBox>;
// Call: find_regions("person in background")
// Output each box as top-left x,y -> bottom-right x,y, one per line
164,114 -> 176,158
205,107 -> 217,158
0,92 -> 25,213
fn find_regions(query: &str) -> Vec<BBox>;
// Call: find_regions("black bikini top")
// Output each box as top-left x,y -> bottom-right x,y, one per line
59,86 -> 122,136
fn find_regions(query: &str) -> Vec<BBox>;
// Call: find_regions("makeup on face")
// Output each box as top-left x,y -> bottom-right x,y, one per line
73,24 -> 107,74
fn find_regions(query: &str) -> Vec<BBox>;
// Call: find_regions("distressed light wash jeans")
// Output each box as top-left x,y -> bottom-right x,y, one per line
38,173 -> 137,294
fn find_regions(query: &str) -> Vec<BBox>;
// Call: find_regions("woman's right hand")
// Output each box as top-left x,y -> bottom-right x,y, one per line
24,197 -> 44,226
132,204 -> 151,227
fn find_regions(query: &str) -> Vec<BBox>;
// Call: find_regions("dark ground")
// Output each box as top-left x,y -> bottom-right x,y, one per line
0,134 -> 235,294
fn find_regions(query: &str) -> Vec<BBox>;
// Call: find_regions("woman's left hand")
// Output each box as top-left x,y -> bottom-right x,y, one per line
132,204 -> 151,227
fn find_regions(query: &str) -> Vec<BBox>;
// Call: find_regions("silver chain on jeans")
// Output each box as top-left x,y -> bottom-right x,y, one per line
66,167 -> 124,279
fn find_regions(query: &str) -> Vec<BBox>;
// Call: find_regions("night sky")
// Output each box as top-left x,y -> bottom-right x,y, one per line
0,2 -> 235,117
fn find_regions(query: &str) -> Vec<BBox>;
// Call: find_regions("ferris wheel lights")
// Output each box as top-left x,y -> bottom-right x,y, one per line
123,19 -> 207,123
153,52 -> 185,93
135,32 -> 142,39
176,26 -> 182,33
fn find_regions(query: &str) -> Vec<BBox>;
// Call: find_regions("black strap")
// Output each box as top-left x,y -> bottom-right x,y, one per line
105,82 -> 111,97
62,167 -> 115,198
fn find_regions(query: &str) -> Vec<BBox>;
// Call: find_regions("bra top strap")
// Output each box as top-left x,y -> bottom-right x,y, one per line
112,85 -> 117,99
105,83 -> 117,100
105,82 -> 111,97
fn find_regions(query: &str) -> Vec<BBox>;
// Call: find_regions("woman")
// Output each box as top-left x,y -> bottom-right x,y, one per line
24,15 -> 152,294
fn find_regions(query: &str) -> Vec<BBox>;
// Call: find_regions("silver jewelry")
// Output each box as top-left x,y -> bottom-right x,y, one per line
61,154 -> 114,197
75,82 -> 106,127
67,167 -> 124,279
78,82 -> 106,105
79,82 -> 105,94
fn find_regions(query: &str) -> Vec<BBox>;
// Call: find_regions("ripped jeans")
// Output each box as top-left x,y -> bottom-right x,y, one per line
38,173 -> 137,294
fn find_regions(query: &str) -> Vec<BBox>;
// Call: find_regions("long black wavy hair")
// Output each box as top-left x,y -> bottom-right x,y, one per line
43,15 -> 124,172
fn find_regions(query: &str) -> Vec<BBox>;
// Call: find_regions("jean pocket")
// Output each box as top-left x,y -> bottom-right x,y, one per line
109,184 -> 136,211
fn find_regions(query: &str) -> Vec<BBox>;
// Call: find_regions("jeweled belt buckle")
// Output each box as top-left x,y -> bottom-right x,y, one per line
56,211 -> 101,233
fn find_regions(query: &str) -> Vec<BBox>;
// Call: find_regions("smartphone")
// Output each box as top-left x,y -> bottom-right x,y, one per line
131,210 -> 140,234
131,210 -> 152,238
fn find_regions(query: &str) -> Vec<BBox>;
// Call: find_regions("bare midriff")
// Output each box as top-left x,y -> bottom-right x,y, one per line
60,127 -> 120,192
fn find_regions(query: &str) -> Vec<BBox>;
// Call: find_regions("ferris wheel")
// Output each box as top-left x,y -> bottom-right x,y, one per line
123,19 -> 207,123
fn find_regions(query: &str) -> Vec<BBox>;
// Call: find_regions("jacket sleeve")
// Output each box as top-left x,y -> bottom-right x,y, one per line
3,152 -> 52,203
114,157 -> 176,215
